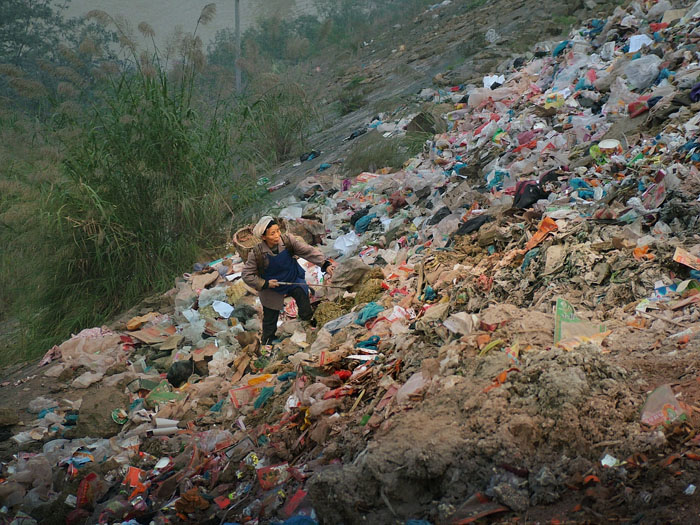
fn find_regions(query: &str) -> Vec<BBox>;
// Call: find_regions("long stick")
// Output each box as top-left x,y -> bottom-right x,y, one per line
274,281 -> 348,289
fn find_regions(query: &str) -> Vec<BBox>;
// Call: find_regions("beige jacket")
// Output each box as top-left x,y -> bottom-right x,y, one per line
242,234 -> 326,310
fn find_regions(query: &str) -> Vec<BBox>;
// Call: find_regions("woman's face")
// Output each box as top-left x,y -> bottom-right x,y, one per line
262,224 -> 281,245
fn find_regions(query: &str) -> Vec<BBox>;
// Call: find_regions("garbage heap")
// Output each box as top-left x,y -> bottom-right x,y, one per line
3,1 -> 700,523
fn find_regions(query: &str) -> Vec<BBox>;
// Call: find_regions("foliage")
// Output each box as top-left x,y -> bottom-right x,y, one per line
553,15 -> 579,34
231,0 -> 436,68
0,0 -> 69,66
0,111 -> 65,361
344,130 -> 430,176
0,0 -> 118,116
207,27 -> 238,70
232,78 -> 319,166
338,85 -> 367,115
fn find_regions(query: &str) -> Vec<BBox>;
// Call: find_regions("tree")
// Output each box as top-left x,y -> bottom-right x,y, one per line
0,0 -> 70,66
0,0 -> 117,116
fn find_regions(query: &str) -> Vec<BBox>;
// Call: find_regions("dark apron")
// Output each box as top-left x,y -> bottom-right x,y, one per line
262,248 -> 308,301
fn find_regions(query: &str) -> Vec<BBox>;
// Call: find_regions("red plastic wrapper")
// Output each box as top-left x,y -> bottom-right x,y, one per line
333,370 -> 352,381
77,473 -> 99,509
281,489 -> 308,518
257,463 -> 290,490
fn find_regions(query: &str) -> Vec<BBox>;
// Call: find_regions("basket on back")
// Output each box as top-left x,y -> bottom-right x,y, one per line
232,219 -> 289,261
232,226 -> 257,261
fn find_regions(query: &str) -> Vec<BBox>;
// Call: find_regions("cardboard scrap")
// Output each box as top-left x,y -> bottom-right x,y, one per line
191,271 -> 219,291
130,324 -> 176,344
192,343 -> 218,363
543,245 -> 567,275
662,8 -> 687,24
126,312 -> 162,331
230,354 -> 252,384
159,334 -> 184,351
674,247 -> 700,271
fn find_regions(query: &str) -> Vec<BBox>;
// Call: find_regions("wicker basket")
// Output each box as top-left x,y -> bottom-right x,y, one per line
232,220 -> 289,261
232,226 -> 257,262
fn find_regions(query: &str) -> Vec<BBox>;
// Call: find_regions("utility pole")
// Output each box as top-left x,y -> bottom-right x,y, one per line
235,0 -> 242,93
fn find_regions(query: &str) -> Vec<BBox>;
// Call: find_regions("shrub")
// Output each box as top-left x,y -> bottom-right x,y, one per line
233,79 -> 319,165
338,85 -> 367,115
344,130 -> 430,176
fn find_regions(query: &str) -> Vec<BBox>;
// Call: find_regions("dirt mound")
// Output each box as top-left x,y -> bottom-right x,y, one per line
308,343 -> 692,523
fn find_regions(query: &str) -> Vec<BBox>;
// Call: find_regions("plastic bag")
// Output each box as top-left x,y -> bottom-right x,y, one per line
180,319 -> 206,344
444,312 -> 480,335
198,429 -> 233,453
72,371 -> 104,389
329,257 -> 370,290
599,41 -> 615,61
211,300 -> 234,318
10,455 -> 52,487
198,286 -> 228,307
278,206 -> 303,220
554,298 -> 608,350
208,349 -> 234,377
604,77 -> 637,116
647,0 -> 672,19
175,280 -> 197,310
681,0 -> 700,23
467,86 -> 516,107
624,55 -> 661,90
628,34 -> 653,53
333,231 -> 360,255
396,372 -> 429,404
483,74 -> 505,89
434,212 -> 462,239
309,329 -> 332,354
28,396 -> 58,414
355,302 -> 385,325
322,312 -> 357,334
640,384 -> 686,427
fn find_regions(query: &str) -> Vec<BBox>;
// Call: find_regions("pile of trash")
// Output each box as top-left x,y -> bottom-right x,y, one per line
3,0 -> 700,523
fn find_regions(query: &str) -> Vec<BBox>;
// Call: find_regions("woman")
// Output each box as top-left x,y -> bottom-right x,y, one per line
242,216 -> 334,345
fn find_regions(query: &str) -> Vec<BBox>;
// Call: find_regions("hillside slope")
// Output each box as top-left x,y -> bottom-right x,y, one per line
3,1 -> 700,524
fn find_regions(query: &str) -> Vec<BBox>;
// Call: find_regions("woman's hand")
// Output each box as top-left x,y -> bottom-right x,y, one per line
268,279 -> 280,288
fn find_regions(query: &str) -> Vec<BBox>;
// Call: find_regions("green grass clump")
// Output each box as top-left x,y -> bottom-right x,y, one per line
345,130 -> 431,176
234,79 -> 319,165
338,86 -> 367,116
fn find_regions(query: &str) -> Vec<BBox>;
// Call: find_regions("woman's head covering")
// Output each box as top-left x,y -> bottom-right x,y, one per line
253,216 -> 275,239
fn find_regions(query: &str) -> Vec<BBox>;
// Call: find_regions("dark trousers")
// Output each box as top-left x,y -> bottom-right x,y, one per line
261,286 -> 313,344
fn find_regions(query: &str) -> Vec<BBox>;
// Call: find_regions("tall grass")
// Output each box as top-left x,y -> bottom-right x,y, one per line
0,111 -> 65,361
233,79 -> 319,165
0,5 -> 268,363
36,7 -> 258,349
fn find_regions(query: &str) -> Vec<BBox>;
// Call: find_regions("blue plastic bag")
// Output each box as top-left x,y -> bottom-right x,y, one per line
355,302 -> 384,325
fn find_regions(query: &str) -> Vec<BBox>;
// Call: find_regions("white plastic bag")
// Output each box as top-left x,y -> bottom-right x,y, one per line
624,55 -> 661,90
333,230 -> 360,255
628,34 -> 653,53
72,371 -> 104,388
